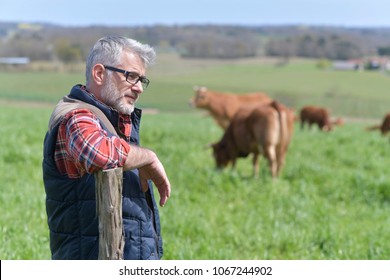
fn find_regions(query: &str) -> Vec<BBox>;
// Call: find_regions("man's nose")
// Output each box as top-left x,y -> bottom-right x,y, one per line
131,81 -> 143,94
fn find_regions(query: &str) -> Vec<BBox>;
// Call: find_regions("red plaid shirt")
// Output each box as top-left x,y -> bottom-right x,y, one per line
54,109 -> 131,178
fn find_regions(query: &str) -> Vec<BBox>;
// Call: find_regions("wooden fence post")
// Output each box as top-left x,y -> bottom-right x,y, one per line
95,167 -> 125,260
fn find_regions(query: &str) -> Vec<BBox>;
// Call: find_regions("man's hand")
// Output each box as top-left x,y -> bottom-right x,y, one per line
124,145 -> 171,207
139,158 -> 171,207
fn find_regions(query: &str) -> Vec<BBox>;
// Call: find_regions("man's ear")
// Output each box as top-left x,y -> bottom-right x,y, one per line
92,64 -> 105,85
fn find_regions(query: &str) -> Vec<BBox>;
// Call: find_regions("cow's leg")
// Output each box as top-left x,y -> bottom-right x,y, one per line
252,153 -> 259,177
276,146 -> 286,177
231,158 -> 237,170
264,146 -> 277,178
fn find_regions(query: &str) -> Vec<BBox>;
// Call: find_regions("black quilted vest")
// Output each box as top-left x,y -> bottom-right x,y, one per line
42,85 -> 163,259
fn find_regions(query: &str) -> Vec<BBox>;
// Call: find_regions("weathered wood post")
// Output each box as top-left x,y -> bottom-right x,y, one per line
95,167 -> 125,260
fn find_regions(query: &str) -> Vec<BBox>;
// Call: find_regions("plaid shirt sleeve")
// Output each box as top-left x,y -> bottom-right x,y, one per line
54,109 -> 130,178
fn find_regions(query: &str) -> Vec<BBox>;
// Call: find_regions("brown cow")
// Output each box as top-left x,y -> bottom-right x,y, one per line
211,101 -> 295,178
366,113 -> 390,135
299,105 -> 333,131
190,86 -> 272,129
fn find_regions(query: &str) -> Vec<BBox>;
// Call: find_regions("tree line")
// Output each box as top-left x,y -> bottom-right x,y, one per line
1,22 -> 390,63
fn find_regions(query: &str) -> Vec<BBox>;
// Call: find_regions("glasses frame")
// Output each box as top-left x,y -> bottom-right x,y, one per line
103,65 -> 150,89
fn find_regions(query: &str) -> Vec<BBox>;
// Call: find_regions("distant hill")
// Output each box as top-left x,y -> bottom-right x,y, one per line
1,21 -> 390,61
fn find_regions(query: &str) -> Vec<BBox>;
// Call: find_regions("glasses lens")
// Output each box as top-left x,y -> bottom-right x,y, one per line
140,77 -> 150,89
126,72 -> 139,84
126,72 -> 149,89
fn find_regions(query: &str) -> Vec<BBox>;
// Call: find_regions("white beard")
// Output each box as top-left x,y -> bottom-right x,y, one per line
100,77 -> 134,115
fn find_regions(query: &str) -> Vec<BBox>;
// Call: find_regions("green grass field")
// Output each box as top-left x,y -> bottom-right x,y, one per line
1,55 -> 390,259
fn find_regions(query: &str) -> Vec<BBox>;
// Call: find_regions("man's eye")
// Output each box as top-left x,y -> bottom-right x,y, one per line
127,72 -> 139,80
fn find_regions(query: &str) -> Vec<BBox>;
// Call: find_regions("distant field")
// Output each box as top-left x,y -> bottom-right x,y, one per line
1,54 -> 390,118
1,55 -> 390,260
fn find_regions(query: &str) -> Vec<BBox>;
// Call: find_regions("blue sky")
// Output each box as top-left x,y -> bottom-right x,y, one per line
1,0 -> 390,27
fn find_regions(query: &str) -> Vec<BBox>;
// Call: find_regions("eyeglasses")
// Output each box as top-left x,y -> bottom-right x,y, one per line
103,65 -> 150,89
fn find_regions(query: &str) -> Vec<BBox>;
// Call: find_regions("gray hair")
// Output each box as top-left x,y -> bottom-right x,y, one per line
85,36 -> 156,86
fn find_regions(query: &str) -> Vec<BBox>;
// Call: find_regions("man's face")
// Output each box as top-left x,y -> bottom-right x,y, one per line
100,52 -> 146,115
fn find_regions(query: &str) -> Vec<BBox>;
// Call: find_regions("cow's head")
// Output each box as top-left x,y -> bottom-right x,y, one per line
211,141 -> 230,169
322,124 -> 333,132
191,86 -> 209,108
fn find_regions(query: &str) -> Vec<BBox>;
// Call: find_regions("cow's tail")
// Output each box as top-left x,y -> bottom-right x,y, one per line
270,100 -> 288,146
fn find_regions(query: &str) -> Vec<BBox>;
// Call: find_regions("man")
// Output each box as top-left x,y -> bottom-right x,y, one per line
42,36 -> 171,259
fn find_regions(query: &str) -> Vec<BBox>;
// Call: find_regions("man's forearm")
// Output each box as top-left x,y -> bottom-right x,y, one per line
123,145 -> 157,171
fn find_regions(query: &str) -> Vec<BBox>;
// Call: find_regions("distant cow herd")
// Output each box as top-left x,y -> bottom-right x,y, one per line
190,86 -> 389,178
